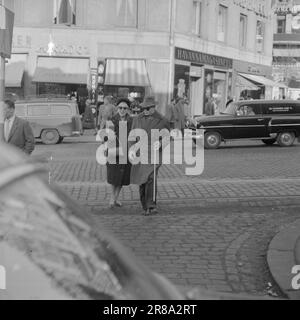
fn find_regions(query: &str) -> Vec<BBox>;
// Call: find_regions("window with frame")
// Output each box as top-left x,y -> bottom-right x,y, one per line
256,20 -> 264,53
239,14 -> 247,48
193,0 -> 202,36
277,15 -> 286,33
53,0 -> 76,25
116,0 -> 138,28
217,5 -> 227,42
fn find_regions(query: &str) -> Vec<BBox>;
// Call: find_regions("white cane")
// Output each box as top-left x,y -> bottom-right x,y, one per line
153,141 -> 159,203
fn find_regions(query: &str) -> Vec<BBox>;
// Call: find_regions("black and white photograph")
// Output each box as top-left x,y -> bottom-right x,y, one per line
0,0 -> 300,308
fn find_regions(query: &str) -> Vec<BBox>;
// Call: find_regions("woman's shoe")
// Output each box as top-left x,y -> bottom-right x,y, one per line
109,199 -> 115,209
115,201 -> 123,207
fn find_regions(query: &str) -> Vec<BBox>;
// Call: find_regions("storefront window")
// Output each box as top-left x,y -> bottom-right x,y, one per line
174,64 -> 190,99
213,71 -> 227,114
104,86 -> 145,102
203,69 -> 214,114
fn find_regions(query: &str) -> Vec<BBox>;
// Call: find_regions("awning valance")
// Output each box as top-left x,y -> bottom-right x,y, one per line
236,75 -> 259,91
239,73 -> 283,88
33,57 -> 89,84
5,61 -> 25,87
105,59 -> 150,87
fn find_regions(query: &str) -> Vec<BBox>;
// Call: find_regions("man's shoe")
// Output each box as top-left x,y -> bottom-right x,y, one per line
143,209 -> 151,216
150,208 -> 158,215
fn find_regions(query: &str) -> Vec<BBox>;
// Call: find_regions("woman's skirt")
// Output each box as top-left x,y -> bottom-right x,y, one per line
106,163 -> 131,186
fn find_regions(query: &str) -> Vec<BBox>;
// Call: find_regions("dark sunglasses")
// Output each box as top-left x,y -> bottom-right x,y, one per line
143,106 -> 154,111
118,107 -> 128,110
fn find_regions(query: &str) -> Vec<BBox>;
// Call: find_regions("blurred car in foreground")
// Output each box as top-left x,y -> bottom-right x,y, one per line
0,144 -> 275,300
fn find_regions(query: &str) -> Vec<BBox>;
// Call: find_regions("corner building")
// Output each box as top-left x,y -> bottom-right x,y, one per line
5,0 -> 273,116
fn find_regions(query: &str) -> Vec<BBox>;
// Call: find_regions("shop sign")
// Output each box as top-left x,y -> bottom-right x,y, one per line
233,0 -> 268,17
90,68 -> 98,104
175,47 -> 232,69
12,34 -> 31,49
36,44 -> 89,56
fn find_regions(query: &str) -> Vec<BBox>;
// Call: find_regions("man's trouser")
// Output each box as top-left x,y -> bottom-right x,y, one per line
139,168 -> 159,211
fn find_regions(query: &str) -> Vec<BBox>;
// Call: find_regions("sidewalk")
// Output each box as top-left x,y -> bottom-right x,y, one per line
56,178 -> 300,212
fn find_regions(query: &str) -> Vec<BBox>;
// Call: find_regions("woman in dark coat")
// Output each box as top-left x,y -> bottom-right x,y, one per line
106,98 -> 133,208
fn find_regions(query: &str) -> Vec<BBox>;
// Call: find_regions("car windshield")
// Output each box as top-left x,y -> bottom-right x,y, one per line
223,102 -> 238,115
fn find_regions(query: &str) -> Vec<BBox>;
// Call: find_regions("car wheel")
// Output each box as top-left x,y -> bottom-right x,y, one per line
41,129 -> 60,145
277,132 -> 296,147
262,138 -> 276,145
204,132 -> 221,149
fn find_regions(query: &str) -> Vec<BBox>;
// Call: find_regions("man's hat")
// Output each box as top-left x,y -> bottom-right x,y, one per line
140,96 -> 158,109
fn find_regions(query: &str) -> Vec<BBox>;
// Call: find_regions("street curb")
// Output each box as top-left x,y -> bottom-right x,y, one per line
267,219 -> 300,300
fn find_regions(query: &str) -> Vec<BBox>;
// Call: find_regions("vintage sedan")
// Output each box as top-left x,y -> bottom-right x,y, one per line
190,100 -> 300,149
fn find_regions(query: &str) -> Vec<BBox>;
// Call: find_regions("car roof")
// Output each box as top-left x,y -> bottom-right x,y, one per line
235,100 -> 299,105
16,98 -> 76,104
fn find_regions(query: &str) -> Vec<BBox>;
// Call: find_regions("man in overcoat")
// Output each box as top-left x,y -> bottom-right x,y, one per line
129,96 -> 170,216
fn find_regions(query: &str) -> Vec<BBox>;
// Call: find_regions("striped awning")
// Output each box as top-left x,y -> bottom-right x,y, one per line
5,61 -> 25,87
239,73 -> 282,88
33,57 -> 89,84
236,75 -> 259,91
105,59 -> 150,87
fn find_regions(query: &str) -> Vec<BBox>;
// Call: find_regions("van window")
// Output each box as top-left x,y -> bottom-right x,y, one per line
28,105 -> 50,116
264,103 -> 300,115
50,105 -> 72,116
237,104 -> 261,116
15,105 -> 26,117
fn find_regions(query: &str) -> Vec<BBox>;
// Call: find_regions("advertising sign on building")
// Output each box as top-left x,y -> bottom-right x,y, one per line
0,5 -> 14,58
90,68 -> 98,104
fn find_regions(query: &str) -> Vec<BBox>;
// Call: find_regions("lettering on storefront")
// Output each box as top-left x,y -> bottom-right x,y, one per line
36,45 -> 89,56
175,47 -> 233,69
12,34 -> 31,49
233,0 -> 268,17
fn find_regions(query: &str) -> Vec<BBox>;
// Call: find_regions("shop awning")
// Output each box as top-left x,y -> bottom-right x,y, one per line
239,73 -> 282,88
105,59 -> 150,87
33,57 -> 89,84
236,75 -> 259,91
5,61 -> 25,87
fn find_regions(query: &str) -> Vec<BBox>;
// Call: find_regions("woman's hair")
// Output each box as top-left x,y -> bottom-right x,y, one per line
116,98 -> 131,108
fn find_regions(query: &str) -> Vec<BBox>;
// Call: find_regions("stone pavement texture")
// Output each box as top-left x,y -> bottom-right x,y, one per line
33,133 -> 300,298
267,219 -> 300,300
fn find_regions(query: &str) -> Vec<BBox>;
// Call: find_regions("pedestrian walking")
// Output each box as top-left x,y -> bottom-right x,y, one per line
130,100 -> 141,118
129,96 -> 170,216
3,100 -> 35,155
98,96 -> 116,130
82,99 -> 97,134
174,98 -> 186,135
106,98 -> 133,208
165,98 -> 175,130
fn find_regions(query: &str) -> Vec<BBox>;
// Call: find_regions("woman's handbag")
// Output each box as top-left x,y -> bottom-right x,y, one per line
104,136 -> 124,162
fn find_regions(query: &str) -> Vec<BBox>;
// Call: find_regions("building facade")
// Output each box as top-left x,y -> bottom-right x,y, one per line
272,0 -> 300,99
4,0 -> 274,116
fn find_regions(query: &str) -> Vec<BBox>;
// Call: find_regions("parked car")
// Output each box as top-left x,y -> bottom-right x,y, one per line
0,144 -> 269,300
14,98 -> 83,145
190,100 -> 300,149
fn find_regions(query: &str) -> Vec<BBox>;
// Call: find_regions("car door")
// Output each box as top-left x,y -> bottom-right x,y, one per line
233,103 -> 269,139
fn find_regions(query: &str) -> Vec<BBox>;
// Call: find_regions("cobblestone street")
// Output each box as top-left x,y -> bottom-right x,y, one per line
34,134 -> 300,298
